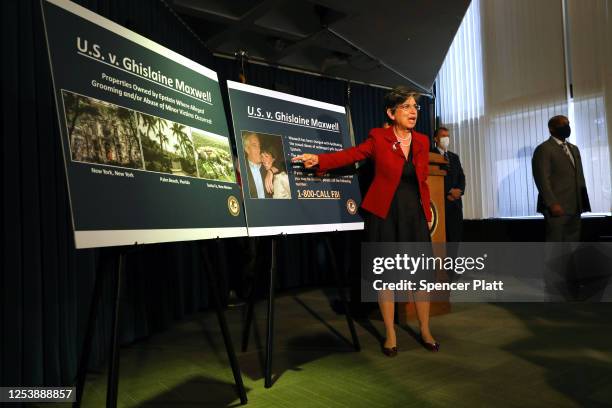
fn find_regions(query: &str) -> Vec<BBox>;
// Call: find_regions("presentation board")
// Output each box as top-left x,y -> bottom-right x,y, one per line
227,81 -> 364,236
41,0 -> 247,248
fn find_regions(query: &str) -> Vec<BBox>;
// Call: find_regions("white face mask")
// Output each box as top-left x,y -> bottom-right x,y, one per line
439,136 -> 450,150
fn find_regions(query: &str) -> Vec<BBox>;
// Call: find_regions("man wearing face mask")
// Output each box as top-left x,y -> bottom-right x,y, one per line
434,127 -> 466,243
532,115 -> 591,241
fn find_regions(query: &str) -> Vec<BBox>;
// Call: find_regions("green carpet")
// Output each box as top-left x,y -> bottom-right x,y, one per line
55,289 -> 612,407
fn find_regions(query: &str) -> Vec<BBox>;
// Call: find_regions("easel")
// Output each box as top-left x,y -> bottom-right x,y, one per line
241,231 -> 360,388
73,241 -> 248,407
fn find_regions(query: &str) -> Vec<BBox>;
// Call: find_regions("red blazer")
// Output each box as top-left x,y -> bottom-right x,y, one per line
318,127 -> 432,222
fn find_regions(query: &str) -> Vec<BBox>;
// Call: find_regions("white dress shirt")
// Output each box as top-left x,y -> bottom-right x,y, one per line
248,160 -> 266,198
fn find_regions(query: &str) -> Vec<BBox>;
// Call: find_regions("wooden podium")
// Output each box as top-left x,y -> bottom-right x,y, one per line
402,152 -> 451,320
427,152 -> 448,243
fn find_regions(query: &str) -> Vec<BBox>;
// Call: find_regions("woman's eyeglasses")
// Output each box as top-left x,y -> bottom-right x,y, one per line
396,103 -> 421,112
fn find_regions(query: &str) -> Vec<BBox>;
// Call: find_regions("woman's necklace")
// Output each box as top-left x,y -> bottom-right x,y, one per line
393,127 -> 412,146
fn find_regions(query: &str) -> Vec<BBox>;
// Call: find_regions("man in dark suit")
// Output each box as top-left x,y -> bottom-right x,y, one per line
532,115 -> 591,241
434,127 -> 466,242
243,132 -> 272,199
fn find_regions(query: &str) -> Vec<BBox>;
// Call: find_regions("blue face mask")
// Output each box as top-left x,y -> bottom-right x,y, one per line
553,124 -> 571,139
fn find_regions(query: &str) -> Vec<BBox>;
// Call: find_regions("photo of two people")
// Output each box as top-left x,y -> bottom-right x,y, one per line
241,130 -> 291,199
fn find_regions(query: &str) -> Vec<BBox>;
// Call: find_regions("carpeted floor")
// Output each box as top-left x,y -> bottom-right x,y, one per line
67,289 -> 612,407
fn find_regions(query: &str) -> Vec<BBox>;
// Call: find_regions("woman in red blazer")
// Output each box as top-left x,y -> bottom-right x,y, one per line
293,87 -> 438,355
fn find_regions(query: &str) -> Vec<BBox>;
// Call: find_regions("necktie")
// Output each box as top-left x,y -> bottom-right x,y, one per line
561,142 -> 575,167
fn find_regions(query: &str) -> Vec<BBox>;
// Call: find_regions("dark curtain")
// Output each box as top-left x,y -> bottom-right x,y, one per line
1,0 -> 432,387
349,82 -> 433,145
1,0 -> 218,388
214,58 -> 433,150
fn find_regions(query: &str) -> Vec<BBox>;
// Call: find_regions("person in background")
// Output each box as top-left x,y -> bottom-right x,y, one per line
243,132 -> 273,199
433,127 -> 465,243
293,86 -> 439,356
532,115 -> 590,241
261,146 -> 291,199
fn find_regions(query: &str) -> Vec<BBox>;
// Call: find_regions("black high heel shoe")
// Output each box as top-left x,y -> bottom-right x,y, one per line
382,345 -> 398,357
420,337 -> 440,352
381,337 -> 398,357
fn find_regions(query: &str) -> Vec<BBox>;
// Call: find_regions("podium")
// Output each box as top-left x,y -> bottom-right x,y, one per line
402,152 -> 451,319
427,152 -> 448,243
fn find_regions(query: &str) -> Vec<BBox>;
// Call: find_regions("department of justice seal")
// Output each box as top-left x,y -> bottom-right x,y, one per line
346,199 -> 357,215
227,195 -> 240,216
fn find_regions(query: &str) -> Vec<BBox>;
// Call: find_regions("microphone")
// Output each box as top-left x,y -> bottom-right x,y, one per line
392,141 -> 401,151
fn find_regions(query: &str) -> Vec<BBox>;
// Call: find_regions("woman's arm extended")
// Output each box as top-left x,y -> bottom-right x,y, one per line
292,135 -> 374,172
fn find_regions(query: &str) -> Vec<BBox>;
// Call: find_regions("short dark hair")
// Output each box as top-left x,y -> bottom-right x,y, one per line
261,145 -> 286,172
384,86 -> 420,113
261,145 -> 278,159
548,115 -> 568,130
434,127 -> 449,137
